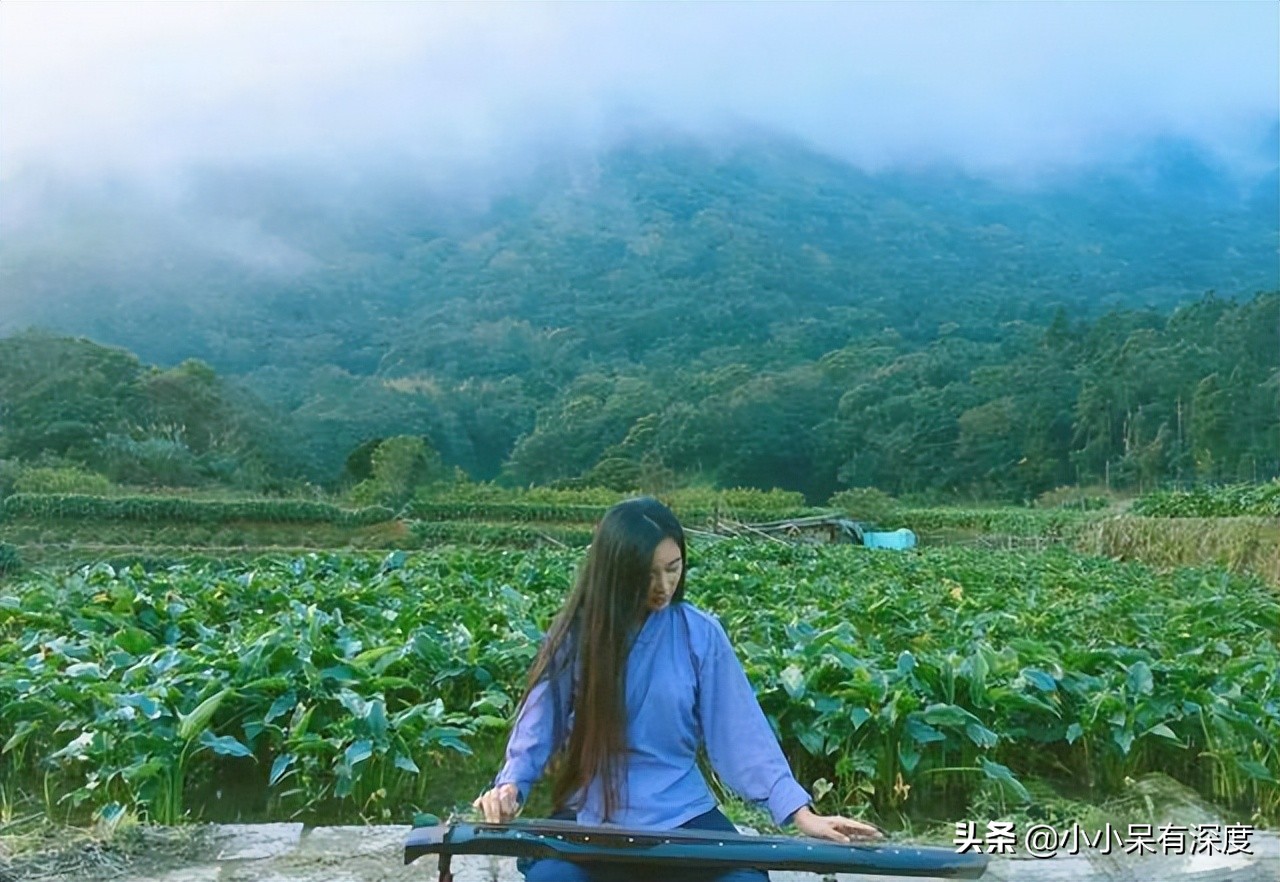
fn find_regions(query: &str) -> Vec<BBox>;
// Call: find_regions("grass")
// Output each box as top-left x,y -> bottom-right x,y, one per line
1079,516 -> 1280,587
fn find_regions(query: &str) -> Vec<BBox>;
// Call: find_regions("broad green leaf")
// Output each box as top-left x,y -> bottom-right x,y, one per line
898,740 -> 921,774
780,666 -> 806,699
1236,759 -> 1276,782
265,691 -> 298,724
47,732 -> 94,762
121,693 -> 163,720
922,703 -> 980,729
1126,661 -> 1154,696
979,758 -> 1031,803
122,757 -> 167,783
199,731 -> 254,758
345,739 -> 374,767
115,628 -> 155,655
905,715 -> 947,745
320,664 -> 358,684
962,650 -> 983,706
1020,668 -> 1057,692
178,688 -> 233,742
796,728 -> 824,756
335,766 -> 354,798
394,753 -> 421,775
269,754 -> 295,786
289,704 -> 315,739
437,736 -> 472,755
964,722 -> 999,749
366,699 -> 389,743
352,646 -> 399,669
338,690 -> 368,719
1143,724 -> 1181,743
3,720 -> 37,754
65,662 -> 103,680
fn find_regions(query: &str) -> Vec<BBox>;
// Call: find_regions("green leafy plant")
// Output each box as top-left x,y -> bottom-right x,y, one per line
1,542 -> 1275,827
0,542 -> 22,576
1133,481 -> 1280,517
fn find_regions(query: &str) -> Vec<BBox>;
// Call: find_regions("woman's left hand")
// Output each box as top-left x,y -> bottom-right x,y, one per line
792,806 -> 885,843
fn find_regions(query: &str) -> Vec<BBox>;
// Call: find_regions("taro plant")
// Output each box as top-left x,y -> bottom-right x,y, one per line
2,541 -> 1276,827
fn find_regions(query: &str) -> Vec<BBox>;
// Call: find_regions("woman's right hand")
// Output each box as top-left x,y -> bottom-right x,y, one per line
473,782 -> 521,823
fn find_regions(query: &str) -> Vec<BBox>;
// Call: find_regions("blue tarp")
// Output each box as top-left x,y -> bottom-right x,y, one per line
862,528 -> 917,550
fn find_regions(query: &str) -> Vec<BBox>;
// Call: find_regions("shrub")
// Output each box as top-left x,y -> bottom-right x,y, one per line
0,459 -> 21,498
585,456 -> 643,492
95,434 -> 209,487
828,487 -> 902,526
1034,486 -> 1114,511
0,542 -> 21,576
12,466 -> 113,496
664,486 -> 809,517
350,436 -> 449,509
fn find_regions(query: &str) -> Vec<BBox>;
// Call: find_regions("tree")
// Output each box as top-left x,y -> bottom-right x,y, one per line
350,435 -> 448,508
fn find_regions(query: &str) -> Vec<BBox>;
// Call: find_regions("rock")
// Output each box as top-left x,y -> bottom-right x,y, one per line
209,823 -> 305,861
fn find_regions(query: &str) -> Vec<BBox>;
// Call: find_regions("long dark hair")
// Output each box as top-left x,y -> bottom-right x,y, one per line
519,496 -> 687,820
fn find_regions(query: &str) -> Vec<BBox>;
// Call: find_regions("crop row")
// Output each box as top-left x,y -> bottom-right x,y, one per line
1132,482 -> 1280,518
1,544 -> 1275,826
425,485 -> 812,515
408,500 -> 821,526
1,494 -> 396,526
410,521 -> 595,547
900,507 -> 1096,537
4,492 -> 815,532
408,501 -> 607,524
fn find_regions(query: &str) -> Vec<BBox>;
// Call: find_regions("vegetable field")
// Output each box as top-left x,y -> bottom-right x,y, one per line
2,542 -> 1276,829
1132,481 -> 1280,518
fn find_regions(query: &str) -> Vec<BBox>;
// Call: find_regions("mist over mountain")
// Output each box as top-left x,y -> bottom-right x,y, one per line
3,129 -> 1275,371
1,126 -> 1276,495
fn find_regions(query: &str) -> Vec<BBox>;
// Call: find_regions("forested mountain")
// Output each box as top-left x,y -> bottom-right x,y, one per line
0,333 -> 279,489
1,130 -> 1276,499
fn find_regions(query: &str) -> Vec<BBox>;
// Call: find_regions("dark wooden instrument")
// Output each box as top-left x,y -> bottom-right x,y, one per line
404,817 -> 988,881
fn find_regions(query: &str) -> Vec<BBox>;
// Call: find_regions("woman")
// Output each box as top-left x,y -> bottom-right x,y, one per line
475,497 -> 881,881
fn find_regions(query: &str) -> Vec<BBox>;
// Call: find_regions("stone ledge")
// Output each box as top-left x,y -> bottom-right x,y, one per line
106,824 -> 1278,882
209,823 -> 305,860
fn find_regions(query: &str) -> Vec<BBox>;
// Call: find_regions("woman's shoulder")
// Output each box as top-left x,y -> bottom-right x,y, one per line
675,602 -> 731,647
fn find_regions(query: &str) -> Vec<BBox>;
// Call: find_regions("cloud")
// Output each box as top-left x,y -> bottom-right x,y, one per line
1,1 -> 1276,180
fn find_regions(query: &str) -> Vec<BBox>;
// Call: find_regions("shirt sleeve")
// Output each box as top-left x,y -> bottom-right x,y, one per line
493,647 -> 574,804
697,616 -> 811,827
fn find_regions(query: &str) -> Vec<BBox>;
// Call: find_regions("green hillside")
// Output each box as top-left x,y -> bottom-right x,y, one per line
1,132 -> 1276,497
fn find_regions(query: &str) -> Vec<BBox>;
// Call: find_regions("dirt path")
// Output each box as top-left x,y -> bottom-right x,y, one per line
3,824 -> 1276,882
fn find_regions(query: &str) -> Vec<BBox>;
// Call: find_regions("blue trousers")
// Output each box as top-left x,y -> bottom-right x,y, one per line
520,807 -> 769,882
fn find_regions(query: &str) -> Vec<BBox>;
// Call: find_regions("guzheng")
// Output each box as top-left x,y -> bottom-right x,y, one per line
404,817 -> 989,881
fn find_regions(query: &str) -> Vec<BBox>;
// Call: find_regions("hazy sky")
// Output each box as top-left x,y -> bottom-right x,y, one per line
1,1 -> 1277,181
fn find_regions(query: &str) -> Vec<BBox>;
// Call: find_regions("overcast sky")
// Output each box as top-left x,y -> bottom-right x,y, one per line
1,1 -> 1277,182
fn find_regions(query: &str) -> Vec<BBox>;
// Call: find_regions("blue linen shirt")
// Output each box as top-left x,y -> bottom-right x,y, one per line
494,601 -> 811,829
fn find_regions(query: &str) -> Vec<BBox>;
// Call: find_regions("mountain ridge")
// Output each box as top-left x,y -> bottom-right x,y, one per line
2,129 -> 1274,377
1,129 -> 1275,493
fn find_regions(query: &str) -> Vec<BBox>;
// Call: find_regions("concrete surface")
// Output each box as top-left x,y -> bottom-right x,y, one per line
106,824 -> 1278,882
